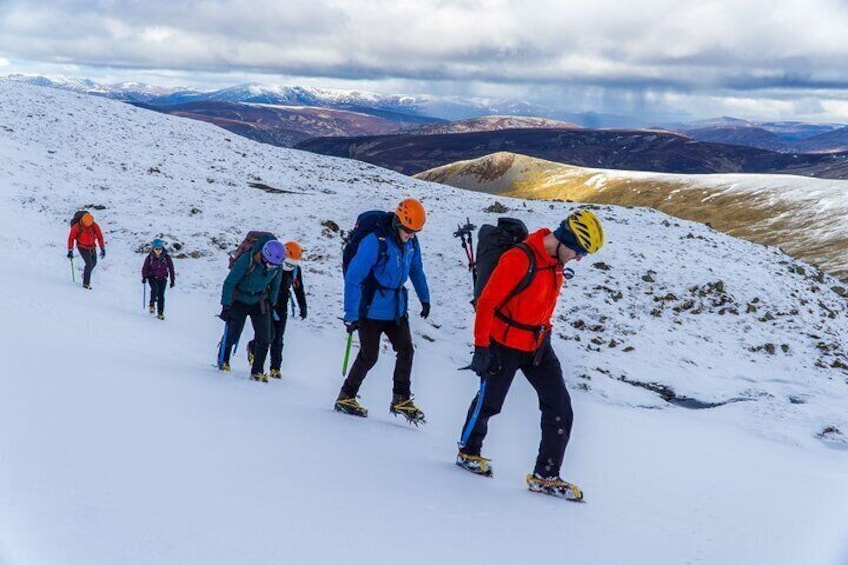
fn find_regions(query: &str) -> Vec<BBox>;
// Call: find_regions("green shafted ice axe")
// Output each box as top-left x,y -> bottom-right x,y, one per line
342,331 -> 353,375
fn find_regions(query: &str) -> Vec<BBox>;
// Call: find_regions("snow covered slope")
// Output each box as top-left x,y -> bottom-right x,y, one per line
1,83 -> 847,565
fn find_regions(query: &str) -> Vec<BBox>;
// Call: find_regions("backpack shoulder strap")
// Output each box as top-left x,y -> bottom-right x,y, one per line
498,243 -> 536,309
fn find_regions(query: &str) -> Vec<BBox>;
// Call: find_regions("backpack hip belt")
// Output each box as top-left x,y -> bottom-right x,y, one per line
494,309 -> 550,338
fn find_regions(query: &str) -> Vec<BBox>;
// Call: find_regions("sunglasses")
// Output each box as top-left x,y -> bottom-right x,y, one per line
393,217 -> 419,235
560,241 -> 587,258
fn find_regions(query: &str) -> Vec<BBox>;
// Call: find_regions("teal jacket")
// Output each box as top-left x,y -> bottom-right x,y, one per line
221,245 -> 282,307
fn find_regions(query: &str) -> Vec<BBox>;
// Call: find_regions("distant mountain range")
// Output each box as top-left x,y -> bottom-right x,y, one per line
659,117 -> 848,153
6,74 -> 848,174
130,100 -> 437,147
295,127 -> 848,178
0,73 -> 645,126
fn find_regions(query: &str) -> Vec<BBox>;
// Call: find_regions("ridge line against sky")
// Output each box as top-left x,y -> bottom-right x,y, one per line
2,0 -> 848,123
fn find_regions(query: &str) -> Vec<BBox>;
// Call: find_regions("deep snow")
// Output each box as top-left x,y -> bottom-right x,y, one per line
1,82 -> 847,565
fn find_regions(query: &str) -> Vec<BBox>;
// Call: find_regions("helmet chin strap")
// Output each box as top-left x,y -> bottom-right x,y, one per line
554,241 -> 565,267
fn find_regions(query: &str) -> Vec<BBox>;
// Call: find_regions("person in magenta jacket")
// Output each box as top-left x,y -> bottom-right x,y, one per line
142,239 -> 175,319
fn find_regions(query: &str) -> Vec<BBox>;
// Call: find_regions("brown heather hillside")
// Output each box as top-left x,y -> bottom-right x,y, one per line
415,152 -> 848,279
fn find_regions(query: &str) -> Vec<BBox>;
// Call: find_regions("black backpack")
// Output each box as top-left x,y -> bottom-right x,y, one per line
342,211 -> 392,275
473,217 -> 532,305
70,210 -> 88,227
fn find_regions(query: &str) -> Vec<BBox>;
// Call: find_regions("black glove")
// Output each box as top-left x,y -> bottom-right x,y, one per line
142,278 -> 147,284
345,320 -> 360,334
467,346 -> 491,377
170,280 -> 175,288
299,306 -> 307,320
219,306 -> 232,322
100,248 -> 106,259
420,302 -> 431,319
67,250 -> 74,259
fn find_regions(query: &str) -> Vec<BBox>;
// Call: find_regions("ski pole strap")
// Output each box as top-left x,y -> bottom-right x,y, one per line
459,379 -> 487,448
342,332 -> 353,375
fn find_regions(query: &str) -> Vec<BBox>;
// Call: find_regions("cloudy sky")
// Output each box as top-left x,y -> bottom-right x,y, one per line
3,0 -> 848,122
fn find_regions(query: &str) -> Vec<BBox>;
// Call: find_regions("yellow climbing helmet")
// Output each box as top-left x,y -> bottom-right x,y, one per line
565,209 -> 605,254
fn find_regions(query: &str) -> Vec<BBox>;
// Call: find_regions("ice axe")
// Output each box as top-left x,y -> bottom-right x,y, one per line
453,218 -> 477,288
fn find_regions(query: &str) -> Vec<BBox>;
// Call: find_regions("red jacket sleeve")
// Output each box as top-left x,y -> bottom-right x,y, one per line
67,224 -> 80,250
93,223 -> 105,248
473,249 -> 532,347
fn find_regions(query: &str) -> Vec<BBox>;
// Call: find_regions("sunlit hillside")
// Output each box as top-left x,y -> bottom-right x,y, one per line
415,152 -> 848,279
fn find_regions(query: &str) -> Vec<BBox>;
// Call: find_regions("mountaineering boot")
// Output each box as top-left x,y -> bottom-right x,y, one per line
526,473 -> 584,502
456,451 -> 493,477
148,304 -> 155,314
390,396 -> 426,426
334,392 -> 368,418
250,372 -> 268,382
247,347 -> 255,368
218,363 -> 231,372
269,369 -> 282,379
83,283 -> 92,290
157,313 -> 165,320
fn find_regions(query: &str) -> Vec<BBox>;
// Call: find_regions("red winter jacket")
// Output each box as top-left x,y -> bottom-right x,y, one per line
68,222 -> 105,250
474,229 -> 563,352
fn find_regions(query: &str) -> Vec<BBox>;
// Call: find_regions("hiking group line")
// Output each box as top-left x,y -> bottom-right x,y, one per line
66,201 -> 605,502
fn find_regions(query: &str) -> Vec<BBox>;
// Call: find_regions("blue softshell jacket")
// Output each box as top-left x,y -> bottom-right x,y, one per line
344,232 -> 430,322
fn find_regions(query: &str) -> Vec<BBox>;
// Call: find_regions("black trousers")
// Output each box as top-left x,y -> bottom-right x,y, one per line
342,316 -> 414,399
78,247 -> 97,287
248,312 -> 288,372
459,339 -> 574,478
148,278 -> 167,314
222,301 -> 272,374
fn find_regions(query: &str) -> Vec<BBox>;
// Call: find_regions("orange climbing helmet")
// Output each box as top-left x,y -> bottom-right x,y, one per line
284,241 -> 303,261
394,198 -> 426,232
81,213 -> 94,227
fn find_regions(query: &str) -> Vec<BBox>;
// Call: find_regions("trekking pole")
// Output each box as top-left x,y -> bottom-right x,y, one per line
342,332 -> 353,376
453,218 -> 477,288
459,378 -> 488,449
217,323 -> 230,368
70,257 -> 76,282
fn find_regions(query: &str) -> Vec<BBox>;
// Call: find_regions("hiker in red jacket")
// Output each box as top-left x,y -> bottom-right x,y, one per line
456,210 -> 605,501
67,212 -> 106,289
